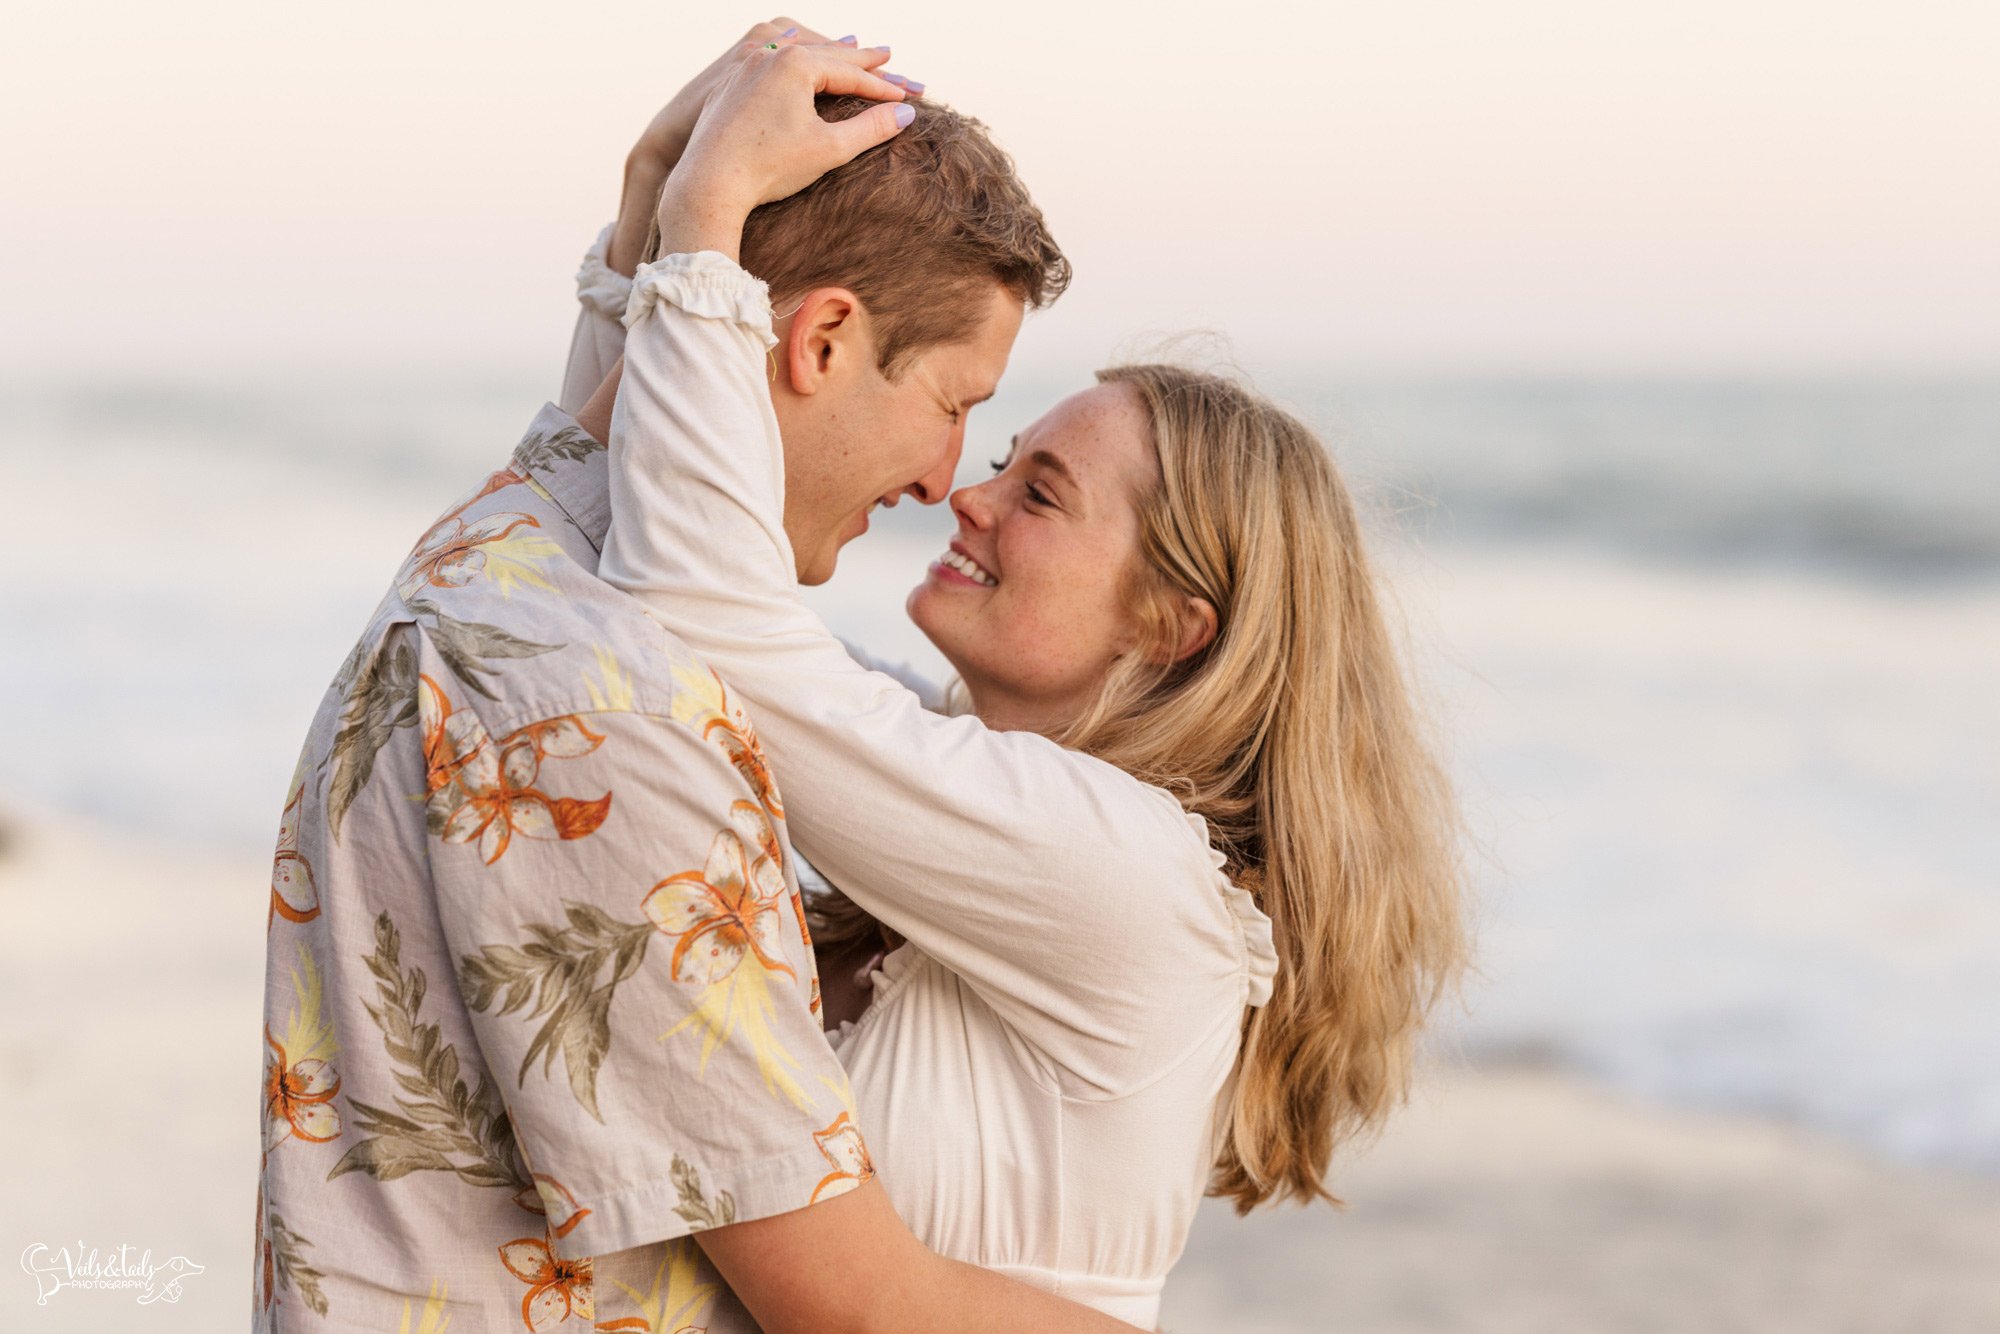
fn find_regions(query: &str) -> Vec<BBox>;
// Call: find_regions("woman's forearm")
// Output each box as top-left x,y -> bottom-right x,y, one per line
608,149 -> 676,277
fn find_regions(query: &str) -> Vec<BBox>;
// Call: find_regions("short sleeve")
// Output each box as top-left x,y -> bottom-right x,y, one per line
420,670 -> 866,1260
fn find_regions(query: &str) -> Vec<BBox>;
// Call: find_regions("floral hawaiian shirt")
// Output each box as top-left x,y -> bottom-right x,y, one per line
255,404 -> 869,1333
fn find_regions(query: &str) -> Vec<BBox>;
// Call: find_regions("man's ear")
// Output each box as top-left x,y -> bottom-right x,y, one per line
779,287 -> 866,396
1149,594 -> 1219,666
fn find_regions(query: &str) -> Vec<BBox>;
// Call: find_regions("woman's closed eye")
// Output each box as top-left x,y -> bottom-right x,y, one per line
990,458 -> 1054,509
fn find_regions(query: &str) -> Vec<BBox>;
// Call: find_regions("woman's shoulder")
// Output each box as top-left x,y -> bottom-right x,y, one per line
1163,803 -> 1278,1008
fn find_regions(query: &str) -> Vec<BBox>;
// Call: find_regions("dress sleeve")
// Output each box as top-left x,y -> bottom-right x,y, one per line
598,254 -> 1264,1097
834,638 -> 955,714
557,224 -> 634,416
423,675 -> 871,1258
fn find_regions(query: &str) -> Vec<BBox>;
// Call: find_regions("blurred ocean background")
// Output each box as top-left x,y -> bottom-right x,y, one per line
6,368 -> 1996,1178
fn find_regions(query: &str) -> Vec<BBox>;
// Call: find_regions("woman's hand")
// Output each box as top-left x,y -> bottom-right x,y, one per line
630,19 -> 865,174
653,42 -> 913,264
610,19 -> 893,273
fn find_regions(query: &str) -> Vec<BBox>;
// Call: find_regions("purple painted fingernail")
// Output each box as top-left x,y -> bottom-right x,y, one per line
781,25 -> 798,36
892,104 -> 916,128
838,34 -> 857,44
902,78 -> 925,94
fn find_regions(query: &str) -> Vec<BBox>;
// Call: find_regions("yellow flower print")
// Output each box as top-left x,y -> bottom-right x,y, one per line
498,1238 -> 593,1332
605,1239 -> 717,1334
667,661 -> 783,819
263,946 -> 342,1151
398,1278 -> 454,1334
581,643 -> 635,713
420,676 -> 613,864
398,510 -> 562,603
269,764 -> 319,927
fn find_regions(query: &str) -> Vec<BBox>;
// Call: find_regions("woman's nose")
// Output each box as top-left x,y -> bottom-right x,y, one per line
949,481 -> 995,529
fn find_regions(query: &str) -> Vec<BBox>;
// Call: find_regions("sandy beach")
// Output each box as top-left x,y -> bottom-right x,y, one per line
4,811 -> 1997,1333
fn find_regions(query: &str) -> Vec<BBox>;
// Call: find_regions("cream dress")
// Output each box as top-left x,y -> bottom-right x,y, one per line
568,236 -> 1279,1328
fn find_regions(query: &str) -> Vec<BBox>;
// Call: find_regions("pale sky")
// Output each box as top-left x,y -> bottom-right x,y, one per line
4,0 -> 1996,381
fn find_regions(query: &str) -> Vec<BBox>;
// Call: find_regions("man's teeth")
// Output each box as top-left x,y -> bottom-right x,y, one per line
940,550 -> 997,586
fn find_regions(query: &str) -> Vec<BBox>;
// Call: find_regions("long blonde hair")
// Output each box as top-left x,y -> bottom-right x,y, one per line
813,363 -> 1468,1211
1062,363 -> 1467,1210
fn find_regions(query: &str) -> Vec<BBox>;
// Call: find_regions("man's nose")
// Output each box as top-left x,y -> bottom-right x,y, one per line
905,435 -> 964,506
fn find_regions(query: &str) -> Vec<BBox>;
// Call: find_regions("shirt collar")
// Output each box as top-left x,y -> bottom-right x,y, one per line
510,403 -> 612,553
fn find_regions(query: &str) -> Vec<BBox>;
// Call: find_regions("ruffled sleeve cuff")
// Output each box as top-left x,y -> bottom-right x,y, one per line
624,251 -> 778,350
1185,810 -> 1280,1008
575,223 -> 634,322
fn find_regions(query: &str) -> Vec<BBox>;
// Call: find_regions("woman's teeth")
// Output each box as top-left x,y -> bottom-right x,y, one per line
940,549 -> 997,586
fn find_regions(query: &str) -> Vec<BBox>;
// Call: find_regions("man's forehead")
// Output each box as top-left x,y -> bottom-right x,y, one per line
954,291 -> 1026,394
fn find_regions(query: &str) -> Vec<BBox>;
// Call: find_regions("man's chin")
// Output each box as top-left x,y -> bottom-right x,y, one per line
797,551 -> 838,587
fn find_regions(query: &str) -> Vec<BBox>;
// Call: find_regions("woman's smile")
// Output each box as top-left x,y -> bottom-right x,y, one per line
929,541 -> 999,587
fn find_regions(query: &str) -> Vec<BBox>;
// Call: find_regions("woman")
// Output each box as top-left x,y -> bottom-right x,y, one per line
578,35 -> 1466,1328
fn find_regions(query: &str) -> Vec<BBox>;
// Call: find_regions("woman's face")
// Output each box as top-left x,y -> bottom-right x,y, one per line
907,383 -> 1160,733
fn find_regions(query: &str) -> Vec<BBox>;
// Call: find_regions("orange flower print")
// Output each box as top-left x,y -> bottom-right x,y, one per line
459,463 -> 532,516
731,799 -> 818,1015
669,661 -> 783,819
263,943 -> 342,1153
651,823 -> 812,1107
644,826 -> 794,986
810,1111 -> 874,1204
512,1173 -> 592,1241
498,1238 -> 594,1332
420,675 -> 613,864
263,1028 -> 341,1149
400,511 -> 538,598
269,767 -> 319,927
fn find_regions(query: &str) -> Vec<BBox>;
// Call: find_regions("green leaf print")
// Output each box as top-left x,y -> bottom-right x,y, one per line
460,901 -> 653,1122
670,1156 -> 738,1231
326,639 -> 419,842
330,913 -> 535,1202
265,1210 -> 330,1317
407,597 -> 560,702
516,424 -> 606,473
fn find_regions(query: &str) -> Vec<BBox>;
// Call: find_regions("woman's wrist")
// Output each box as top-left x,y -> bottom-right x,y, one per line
608,150 -> 676,276
653,170 -> 755,266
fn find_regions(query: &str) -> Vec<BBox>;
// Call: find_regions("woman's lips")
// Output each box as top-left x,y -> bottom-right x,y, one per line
928,559 -> 986,588
934,546 -> 998,586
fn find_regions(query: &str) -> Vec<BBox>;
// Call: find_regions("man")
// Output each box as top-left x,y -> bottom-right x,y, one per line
255,22 -> 1122,1332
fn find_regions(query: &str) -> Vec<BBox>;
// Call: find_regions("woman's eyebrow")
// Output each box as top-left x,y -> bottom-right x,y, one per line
1026,448 -> 1075,482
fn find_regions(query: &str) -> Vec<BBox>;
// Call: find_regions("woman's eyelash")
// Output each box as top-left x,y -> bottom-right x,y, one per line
988,459 -> 1051,507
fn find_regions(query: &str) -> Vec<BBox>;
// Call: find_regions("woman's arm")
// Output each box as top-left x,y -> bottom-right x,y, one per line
701,1178 -> 1138,1333
601,52 -> 1246,1098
